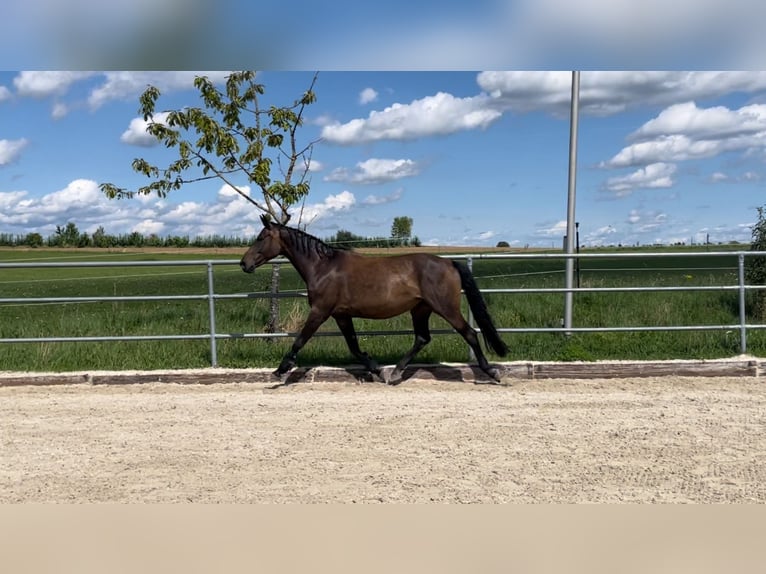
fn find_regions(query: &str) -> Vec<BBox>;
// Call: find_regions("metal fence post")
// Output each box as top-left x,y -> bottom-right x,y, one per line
207,262 -> 218,367
738,253 -> 747,355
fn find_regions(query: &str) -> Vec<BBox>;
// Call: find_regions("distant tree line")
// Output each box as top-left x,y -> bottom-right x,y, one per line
324,229 -> 421,249
0,222 -> 254,249
0,221 -> 422,249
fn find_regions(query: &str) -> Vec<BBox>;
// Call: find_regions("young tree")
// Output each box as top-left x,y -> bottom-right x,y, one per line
391,216 -> 413,246
100,71 -> 321,332
54,222 -> 81,247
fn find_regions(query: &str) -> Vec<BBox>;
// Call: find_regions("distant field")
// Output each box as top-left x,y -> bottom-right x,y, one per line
1,245 -> 763,372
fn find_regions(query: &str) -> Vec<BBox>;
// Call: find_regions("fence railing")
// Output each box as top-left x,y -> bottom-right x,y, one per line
2,250 -> 766,366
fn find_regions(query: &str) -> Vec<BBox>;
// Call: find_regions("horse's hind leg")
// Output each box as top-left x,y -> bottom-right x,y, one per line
334,315 -> 382,380
434,305 -> 502,383
388,303 -> 432,385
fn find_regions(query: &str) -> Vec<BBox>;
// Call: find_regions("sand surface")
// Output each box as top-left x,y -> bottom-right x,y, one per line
2,376 -> 765,503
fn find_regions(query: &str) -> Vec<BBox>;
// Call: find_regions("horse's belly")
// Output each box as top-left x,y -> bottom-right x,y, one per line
344,296 -> 420,319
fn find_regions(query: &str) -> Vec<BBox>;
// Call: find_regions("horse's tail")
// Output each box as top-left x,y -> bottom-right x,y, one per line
452,260 -> 509,357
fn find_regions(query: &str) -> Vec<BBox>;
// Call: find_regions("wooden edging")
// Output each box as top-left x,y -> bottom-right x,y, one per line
0,359 -> 762,387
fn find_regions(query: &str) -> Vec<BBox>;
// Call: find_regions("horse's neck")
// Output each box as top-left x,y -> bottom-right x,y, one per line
281,242 -> 321,288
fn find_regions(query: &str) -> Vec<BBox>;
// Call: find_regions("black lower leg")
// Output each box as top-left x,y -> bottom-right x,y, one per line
388,305 -> 432,384
274,310 -> 327,377
460,326 -> 501,382
334,316 -> 380,377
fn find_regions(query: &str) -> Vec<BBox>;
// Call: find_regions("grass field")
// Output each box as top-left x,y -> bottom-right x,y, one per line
1,246 -> 764,372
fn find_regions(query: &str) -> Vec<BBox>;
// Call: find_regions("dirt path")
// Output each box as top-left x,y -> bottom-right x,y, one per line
2,376 -> 765,503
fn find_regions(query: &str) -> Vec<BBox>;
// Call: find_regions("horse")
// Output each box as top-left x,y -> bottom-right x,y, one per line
240,215 -> 508,384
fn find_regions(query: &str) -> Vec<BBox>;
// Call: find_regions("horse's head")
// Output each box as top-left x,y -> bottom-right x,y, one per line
240,214 -> 283,273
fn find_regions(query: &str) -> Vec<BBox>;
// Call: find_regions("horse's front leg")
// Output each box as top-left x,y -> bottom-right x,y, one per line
334,315 -> 383,381
274,307 -> 329,377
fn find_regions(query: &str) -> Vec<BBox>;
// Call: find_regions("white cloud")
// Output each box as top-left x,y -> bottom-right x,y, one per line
133,219 -> 165,235
604,162 -> 677,196
321,92 -> 501,144
306,159 -> 324,172
629,102 -> 766,141
603,101 -> 766,169
88,71 -> 231,109
217,183 -> 250,202
13,71 -> 96,98
362,188 -> 403,205
0,85 -> 11,101
359,87 -> 378,105
535,220 -> 568,237
325,158 -> 420,184
120,112 -> 171,146
0,138 -> 29,165
604,134 -> 734,168
478,72 -> 766,117
709,171 -> 729,182
51,102 -> 68,119
295,190 -> 357,225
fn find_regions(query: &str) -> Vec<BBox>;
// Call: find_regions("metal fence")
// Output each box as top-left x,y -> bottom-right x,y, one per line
2,250 -> 766,366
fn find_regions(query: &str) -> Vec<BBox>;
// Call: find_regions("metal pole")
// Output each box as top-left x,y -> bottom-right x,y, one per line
738,253 -> 747,354
564,71 -> 580,334
207,262 -> 219,367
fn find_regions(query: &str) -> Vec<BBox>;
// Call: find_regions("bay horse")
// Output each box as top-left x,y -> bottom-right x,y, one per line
240,215 -> 508,384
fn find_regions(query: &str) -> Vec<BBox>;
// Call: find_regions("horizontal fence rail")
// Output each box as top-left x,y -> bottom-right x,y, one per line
2,250 -> 766,366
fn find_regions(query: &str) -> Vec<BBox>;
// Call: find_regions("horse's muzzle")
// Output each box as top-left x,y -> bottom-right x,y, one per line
240,259 -> 256,273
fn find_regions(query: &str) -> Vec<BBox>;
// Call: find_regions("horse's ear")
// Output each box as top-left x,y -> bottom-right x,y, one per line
260,213 -> 271,228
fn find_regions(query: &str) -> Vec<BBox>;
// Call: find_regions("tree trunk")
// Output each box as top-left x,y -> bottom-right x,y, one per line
266,262 -> 280,334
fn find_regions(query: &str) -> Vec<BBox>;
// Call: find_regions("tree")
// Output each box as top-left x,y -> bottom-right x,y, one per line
24,232 -> 44,248
100,71 -> 320,332
746,205 -> 766,320
391,216 -> 413,245
54,222 -> 81,247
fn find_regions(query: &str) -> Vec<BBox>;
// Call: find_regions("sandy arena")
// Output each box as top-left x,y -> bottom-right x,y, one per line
2,375 -> 765,503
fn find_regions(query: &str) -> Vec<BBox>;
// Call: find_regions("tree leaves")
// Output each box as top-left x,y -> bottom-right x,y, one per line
99,71 -> 321,225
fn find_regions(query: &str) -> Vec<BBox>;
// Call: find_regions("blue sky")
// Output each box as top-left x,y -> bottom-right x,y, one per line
2,71 -> 766,247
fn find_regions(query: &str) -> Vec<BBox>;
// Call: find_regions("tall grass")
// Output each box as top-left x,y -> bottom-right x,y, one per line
0,249 -> 762,372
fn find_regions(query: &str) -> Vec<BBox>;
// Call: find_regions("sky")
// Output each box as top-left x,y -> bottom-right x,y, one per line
2,70 -> 766,248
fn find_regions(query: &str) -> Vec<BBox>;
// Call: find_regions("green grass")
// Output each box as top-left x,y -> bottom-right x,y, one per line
0,247 -> 762,372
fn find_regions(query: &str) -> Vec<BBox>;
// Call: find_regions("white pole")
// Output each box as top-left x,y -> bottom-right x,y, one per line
564,71 -> 580,334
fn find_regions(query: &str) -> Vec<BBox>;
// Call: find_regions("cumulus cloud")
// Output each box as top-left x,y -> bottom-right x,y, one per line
296,190 -> 357,224
13,71 -> 96,98
324,158 -> 420,184
604,162 -> 677,196
0,85 -> 11,101
217,183 -> 250,202
87,71 -> 231,109
629,101 -> 766,141
603,101 -> 766,169
120,112 -> 171,146
478,71 -> 766,117
359,87 -> 378,105
0,139 -> 29,166
321,92 -> 502,144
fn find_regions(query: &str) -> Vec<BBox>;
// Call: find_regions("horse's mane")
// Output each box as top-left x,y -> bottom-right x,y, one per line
276,223 -> 347,259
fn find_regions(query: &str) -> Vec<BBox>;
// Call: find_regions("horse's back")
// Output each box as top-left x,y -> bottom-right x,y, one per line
331,251 -> 459,318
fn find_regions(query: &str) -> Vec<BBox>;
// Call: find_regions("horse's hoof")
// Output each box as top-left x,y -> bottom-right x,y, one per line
486,368 -> 503,383
385,371 -> 403,386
